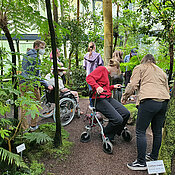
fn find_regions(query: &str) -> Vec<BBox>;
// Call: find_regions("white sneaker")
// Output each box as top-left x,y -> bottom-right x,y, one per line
89,105 -> 93,111
30,125 -> 39,132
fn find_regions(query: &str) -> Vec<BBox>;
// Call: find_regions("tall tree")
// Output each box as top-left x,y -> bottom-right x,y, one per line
53,0 -> 58,23
75,0 -> 80,67
103,0 -> 113,65
45,0 -> 62,147
0,0 -> 47,119
138,0 -> 175,82
0,4 -> 17,119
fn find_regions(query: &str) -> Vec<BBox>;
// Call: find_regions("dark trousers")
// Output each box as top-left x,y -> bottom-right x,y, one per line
88,84 -> 93,107
95,98 -> 130,140
124,70 -> 132,87
136,99 -> 168,164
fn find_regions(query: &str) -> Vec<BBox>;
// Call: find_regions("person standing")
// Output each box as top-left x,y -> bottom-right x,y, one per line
124,48 -> 137,87
121,54 -> 170,171
86,59 -> 130,143
112,50 -> 124,102
19,40 -> 53,131
83,42 -> 104,109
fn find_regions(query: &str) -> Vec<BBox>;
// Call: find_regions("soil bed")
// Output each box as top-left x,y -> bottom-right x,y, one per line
40,98 -> 152,175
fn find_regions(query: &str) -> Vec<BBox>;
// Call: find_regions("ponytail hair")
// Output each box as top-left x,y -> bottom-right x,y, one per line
112,50 -> 124,63
88,42 -> 95,57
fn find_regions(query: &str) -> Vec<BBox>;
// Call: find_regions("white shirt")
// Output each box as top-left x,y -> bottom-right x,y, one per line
45,73 -> 64,90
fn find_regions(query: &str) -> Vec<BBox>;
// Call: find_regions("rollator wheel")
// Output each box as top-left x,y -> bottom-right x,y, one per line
103,141 -> 113,154
80,132 -> 91,143
122,129 -> 132,142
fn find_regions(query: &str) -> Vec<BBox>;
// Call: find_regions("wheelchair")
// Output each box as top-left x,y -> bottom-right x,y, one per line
80,91 -> 132,154
40,89 -> 80,126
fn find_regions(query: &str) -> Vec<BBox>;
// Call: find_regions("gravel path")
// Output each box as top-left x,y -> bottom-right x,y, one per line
41,98 -> 152,175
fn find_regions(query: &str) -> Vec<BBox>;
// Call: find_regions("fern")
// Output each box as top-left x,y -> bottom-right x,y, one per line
23,132 -> 53,144
0,147 -> 28,169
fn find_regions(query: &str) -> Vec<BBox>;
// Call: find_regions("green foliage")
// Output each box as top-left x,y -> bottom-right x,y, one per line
0,147 -> 28,169
0,0 -> 47,35
124,103 -> 138,125
120,55 -> 141,72
30,160 -> 45,175
22,132 -> 53,144
159,97 -> 175,174
68,66 -> 89,96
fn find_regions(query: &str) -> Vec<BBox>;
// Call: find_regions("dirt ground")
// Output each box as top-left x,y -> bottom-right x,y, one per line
39,98 -> 153,175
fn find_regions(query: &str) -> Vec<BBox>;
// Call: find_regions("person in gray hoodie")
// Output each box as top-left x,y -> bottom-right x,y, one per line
83,42 -> 104,109
19,40 -> 53,131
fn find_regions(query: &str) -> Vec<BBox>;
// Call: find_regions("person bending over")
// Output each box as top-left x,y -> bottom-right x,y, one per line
121,54 -> 170,171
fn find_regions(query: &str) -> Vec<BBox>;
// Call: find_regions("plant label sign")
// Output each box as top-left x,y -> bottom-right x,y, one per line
146,160 -> 166,174
16,143 -> 26,153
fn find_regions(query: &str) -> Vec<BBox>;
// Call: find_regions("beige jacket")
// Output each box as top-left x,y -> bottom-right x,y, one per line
122,63 -> 170,106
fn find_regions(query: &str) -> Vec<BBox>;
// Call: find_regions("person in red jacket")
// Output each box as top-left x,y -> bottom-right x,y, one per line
86,59 -> 130,143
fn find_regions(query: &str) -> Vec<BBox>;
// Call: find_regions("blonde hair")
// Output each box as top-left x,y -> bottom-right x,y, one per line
88,42 -> 95,57
141,54 -> 156,64
109,59 -> 121,74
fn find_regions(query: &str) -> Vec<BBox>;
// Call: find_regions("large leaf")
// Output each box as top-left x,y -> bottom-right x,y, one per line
0,147 -> 28,168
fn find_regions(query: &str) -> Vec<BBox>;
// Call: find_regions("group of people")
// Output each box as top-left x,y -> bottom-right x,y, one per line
20,40 -> 170,171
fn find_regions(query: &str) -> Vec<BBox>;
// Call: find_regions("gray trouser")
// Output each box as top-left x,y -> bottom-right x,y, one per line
95,98 -> 130,140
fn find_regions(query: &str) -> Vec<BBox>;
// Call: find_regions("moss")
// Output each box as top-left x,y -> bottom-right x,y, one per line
124,103 -> 138,125
159,98 -> 175,175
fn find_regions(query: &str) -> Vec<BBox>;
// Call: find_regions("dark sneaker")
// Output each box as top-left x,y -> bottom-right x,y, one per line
127,160 -> 147,171
146,153 -> 156,161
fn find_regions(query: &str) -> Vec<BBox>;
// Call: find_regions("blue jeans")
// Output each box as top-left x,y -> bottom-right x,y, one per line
136,99 -> 168,164
95,98 -> 130,140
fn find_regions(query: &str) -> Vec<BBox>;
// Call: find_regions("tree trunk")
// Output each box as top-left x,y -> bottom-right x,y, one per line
171,153 -> 175,175
68,48 -> 74,70
75,0 -> 80,68
124,30 -> 128,47
168,41 -> 174,83
45,0 -> 62,147
2,25 -> 18,120
60,0 -> 67,59
113,2 -> 119,52
103,0 -> 113,65
53,0 -> 58,23
16,40 -> 21,70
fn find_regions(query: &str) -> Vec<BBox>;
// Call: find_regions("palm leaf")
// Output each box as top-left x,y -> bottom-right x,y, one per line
0,147 -> 28,169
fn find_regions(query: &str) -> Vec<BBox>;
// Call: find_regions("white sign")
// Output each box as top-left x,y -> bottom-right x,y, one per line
16,143 -> 26,153
147,160 -> 166,174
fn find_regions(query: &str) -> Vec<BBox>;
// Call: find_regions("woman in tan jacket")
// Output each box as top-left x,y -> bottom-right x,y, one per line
121,54 -> 170,171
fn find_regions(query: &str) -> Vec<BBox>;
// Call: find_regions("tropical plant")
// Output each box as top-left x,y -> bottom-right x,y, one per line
22,132 -> 53,144
0,147 -> 28,170
138,0 -> 175,82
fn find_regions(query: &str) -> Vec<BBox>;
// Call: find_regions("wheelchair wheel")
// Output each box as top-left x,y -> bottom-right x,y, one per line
53,97 -> 76,126
80,132 -> 91,143
40,94 -> 55,118
121,128 -> 132,142
103,140 -> 113,154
